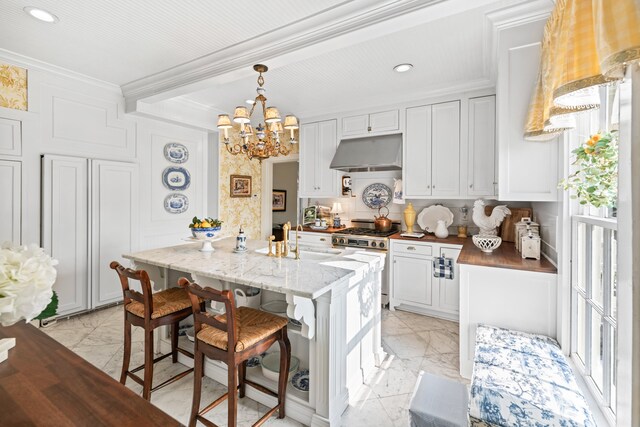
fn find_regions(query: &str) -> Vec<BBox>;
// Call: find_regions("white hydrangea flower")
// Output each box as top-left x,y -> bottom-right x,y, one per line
0,242 -> 58,326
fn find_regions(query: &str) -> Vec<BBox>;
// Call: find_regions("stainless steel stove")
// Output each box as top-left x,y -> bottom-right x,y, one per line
331,220 -> 400,251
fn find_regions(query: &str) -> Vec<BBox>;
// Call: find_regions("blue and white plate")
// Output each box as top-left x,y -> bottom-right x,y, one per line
164,142 -> 189,163
164,193 -> 189,214
362,183 -> 392,209
291,368 -> 309,392
162,166 -> 191,191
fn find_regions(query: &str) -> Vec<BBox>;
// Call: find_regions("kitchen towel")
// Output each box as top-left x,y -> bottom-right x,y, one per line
432,257 -> 454,280
393,178 -> 404,204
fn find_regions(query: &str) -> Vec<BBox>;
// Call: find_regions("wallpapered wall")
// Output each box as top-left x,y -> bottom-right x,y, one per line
218,127 -> 299,240
0,63 -> 27,111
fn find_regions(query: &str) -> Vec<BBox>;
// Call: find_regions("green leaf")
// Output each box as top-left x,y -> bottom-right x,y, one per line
35,291 -> 58,320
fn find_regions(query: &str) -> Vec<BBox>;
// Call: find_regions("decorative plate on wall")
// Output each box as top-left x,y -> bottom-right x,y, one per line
362,183 -> 392,209
163,142 -> 189,163
162,166 -> 191,191
164,193 -> 189,214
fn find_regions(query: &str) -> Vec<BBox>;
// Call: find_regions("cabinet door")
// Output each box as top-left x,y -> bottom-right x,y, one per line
0,117 -> 21,156
497,22 -> 558,201
393,255 -> 432,306
91,160 -> 139,308
431,101 -> 460,197
468,96 -> 496,196
0,160 -> 21,244
369,110 -> 399,133
299,122 -> 318,197
341,114 -> 369,137
315,119 -> 338,197
438,247 -> 461,313
42,155 -> 89,316
404,105 -> 432,197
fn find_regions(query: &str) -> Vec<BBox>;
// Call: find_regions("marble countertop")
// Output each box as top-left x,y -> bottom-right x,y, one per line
123,237 -> 385,300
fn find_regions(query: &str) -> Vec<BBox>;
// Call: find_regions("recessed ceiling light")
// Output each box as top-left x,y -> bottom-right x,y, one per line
393,63 -> 413,73
23,6 -> 59,23
245,99 -> 255,105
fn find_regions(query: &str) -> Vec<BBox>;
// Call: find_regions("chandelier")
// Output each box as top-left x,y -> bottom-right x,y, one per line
217,64 -> 299,161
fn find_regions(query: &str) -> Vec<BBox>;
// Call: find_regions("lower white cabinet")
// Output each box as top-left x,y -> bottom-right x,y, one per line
0,159 -> 21,244
42,154 -> 138,317
296,231 -> 332,248
389,240 -> 462,320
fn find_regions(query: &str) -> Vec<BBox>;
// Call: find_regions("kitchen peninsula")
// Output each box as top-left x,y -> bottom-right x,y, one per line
124,237 -> 385,427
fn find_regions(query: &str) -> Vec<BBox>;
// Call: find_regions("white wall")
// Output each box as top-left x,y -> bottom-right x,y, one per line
0,52 -> 209,253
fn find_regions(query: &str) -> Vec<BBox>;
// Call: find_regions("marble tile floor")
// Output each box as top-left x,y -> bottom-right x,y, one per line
41,305 -> 468,426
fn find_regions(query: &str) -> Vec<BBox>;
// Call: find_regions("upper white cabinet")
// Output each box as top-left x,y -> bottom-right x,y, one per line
0,117 -> 21,157
497,20 -> 558,201
0,160 -> 21,244
468,96 -> 497,197
341,109 -> 399,137
404,101 -> 460,198
299,119 -> 338,198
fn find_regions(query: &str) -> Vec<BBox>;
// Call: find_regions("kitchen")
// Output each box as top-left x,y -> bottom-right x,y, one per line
0,1 -> 639,427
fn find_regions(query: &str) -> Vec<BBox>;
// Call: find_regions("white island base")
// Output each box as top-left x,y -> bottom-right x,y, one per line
125,239 -> 386,426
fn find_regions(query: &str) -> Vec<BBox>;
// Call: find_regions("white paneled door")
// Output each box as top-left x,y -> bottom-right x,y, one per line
42,155 -> 90,316
299,119 -> 337,197
431,101 -> 460,197
468,96 -> 496,196
0,160 -> 21,244
42,155 -> 139,316
404,105 -> 432,197
91,160 -> 139,307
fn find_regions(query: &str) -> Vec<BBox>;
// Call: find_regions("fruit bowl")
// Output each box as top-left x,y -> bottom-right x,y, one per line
472,234 -> 502,253
191,226 -> 221,240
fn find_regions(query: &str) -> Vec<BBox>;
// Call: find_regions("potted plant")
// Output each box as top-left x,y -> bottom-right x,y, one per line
561,131 -> 618,208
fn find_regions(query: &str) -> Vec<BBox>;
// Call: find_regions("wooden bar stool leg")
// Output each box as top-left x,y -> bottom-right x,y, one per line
171,322 -> 179,363
120,317 -> 132,385
228,362 -> 238,427
238,360 -> 247,398
277,329 -> 291,419
189,350 -> 204,427
142,328 -> 154,400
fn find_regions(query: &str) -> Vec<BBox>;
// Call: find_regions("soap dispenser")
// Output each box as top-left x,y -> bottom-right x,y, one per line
235,226 -> 247,252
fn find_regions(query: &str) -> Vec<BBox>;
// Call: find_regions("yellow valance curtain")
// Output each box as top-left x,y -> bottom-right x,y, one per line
524,0 -> 640,140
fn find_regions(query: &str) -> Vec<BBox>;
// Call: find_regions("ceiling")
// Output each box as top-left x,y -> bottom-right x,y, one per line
183,0 -> 522,118
0,0 -> 535,119
0,0 -> 345,84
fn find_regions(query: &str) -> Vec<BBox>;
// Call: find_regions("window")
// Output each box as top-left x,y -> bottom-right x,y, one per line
569,86 -> 618,422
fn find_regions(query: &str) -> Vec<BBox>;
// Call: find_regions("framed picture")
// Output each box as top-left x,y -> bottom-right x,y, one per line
230,175 -> 252,198
303,206 -> 317,225
272,190 -> 286,212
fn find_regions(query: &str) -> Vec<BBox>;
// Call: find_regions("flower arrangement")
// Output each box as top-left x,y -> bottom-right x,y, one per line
0,242 -> 58,327
560,131 -> 618,208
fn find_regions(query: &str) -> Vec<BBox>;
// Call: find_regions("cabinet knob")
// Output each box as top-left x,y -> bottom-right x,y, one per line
426,185 -> 430,189
469,184 -> 473,189
367,126 -> 372,132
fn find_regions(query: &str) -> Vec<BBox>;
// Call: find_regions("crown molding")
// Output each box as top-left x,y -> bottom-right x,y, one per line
120,0 -> 455,104
0,48 -> 122,94
484,0 -> 554,80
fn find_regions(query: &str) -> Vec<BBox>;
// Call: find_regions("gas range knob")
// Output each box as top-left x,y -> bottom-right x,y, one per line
332,238 -> 338,244
378,242 -> 385,249
339,238 -> 345,244
371,242 -> 377,247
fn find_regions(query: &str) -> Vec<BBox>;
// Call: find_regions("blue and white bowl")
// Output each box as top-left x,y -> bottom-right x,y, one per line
192,226 -> 221,240
291,368 -> 309,392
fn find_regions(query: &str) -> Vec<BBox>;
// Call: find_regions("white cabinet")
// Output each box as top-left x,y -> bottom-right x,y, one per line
431,101 -> 460,197
392,255 -> 433,306
299,119 -> 338,197
341,109 -> 399,137
0,160 -> 21,244
404,101 -> 460,198
468,96 -> 497,197
497,20 -> 558,201
389,240 -> 462,320
296,231 -> 332,248
0,117 -> 21,156
42,155 -> 139,316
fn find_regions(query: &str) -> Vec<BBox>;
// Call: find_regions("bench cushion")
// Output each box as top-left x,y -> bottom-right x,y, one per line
469,324 -> 596,427
409,372 -> 469,427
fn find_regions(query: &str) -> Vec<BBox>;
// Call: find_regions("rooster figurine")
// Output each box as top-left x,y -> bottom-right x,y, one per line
472,199 -> 511,236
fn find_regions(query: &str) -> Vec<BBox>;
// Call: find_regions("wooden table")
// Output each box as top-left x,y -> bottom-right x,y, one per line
0,322 -> 180,426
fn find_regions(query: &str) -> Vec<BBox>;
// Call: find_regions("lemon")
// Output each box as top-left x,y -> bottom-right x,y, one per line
201,221 -> 212,228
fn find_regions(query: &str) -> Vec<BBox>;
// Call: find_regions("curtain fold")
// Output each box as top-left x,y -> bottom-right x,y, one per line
524,0 -> 640,140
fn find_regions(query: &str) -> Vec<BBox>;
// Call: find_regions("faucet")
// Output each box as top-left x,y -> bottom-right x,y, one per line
282,222 -> 291,257
294,224 -> 303,260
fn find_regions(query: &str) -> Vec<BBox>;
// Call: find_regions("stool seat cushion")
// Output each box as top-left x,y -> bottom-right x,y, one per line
126,287 -> 192,319
197,306 -> 289,352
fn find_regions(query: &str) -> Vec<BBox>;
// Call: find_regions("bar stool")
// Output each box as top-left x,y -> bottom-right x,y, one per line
110,261 -> 195,400
179,278 -> 291,427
